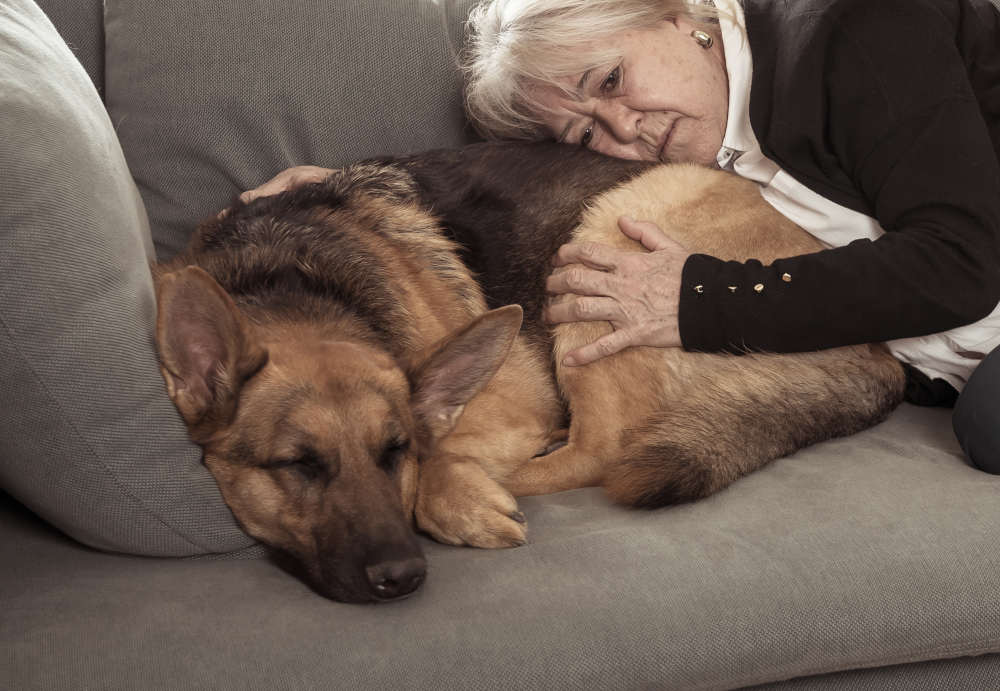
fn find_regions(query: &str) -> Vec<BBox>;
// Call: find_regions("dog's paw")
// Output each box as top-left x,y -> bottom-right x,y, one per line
416,459 -> 527,549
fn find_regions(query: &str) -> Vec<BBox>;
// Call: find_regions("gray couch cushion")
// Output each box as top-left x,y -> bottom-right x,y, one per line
0,0 -> 254,557
34,0 -> 103,94
3,406 -> 1000,689
104,0 -> 479,259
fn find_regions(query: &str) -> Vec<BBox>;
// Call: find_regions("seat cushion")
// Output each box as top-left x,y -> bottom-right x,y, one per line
0,0 -> 255,556
3,406 -> 1000,689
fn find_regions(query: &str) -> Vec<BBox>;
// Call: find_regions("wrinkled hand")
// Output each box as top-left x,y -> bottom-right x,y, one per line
544,216 -> 691,366
239,165 -> 336,204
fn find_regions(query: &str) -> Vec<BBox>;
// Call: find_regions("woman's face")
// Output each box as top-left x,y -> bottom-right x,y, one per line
532,18 -> 729,166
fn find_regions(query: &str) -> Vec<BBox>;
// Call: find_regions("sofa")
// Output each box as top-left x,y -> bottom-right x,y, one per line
3,0 -> 1000,688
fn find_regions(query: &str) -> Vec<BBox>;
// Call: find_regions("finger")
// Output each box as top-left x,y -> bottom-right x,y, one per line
551,241 -> 623,271
617,215 -> 675,252
546,264 -> 620,296
563,328 -> 635,366
239,167 -> 330,204
544,296 -> 622,325
239,181 -> 284,204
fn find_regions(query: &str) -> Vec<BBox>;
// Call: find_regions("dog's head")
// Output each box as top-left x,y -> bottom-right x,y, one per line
154,265 -> 521,602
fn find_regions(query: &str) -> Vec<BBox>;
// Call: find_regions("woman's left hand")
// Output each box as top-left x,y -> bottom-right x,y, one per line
240,165 -> 336,204
544,216 -> 692,366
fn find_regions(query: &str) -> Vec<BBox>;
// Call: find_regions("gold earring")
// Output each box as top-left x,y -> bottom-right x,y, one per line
691,29 -> 713,49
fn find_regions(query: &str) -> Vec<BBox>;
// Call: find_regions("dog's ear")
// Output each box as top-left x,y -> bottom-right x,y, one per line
155,266 -> 268,436
409,305 -> 523,445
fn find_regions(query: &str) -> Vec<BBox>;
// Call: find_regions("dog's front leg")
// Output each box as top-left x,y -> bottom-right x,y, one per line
415,451 -> 527,549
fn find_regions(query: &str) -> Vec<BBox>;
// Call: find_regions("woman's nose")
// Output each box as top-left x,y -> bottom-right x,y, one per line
596,101 -> 641,142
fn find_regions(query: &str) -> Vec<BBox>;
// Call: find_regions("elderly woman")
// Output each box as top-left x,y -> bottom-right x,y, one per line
459,0 -> 1000,474
245,0 -> 1000,473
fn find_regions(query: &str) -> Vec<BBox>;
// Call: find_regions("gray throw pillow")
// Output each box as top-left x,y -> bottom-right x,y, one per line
104,0 -> 479,259
0,0 -> 256,556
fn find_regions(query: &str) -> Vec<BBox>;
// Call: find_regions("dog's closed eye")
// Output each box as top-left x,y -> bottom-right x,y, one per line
378,437 -> 410,473
264,449 -> 332,482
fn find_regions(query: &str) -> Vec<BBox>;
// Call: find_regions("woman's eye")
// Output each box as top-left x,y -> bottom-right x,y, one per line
600,66 -> 620,92
580,126 -> 594,148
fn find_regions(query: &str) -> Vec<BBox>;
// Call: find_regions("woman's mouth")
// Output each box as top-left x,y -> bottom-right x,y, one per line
658,121 -> 678,163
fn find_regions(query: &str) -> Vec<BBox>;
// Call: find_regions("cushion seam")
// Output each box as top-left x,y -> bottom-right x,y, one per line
712,636 -> 1000,689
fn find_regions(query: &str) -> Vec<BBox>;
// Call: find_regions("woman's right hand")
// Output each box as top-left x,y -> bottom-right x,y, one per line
239,165 -> 335,204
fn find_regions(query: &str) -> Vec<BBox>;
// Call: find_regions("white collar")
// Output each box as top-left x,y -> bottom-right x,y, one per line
713,0 -> 758,160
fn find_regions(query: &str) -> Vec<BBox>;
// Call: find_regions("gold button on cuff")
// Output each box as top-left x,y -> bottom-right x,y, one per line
728,286 -> 738,293
782,273 -> 792,283
754,283 -> 764,293
694,284 -> 704,294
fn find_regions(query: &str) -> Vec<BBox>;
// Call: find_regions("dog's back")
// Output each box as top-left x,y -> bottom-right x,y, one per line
394,142 -> 650,342
157,163 -> 488,356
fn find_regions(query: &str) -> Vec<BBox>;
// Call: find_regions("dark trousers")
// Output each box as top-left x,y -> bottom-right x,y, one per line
953,344 -> 1000,474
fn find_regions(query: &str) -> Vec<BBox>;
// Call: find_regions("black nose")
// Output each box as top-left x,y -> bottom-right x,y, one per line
365,556 -> 426,600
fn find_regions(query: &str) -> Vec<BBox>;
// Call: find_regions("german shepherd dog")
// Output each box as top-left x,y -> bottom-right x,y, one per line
153,142 -> 904,602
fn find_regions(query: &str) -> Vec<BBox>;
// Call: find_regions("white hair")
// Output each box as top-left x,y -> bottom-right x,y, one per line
461,0 -> 725,140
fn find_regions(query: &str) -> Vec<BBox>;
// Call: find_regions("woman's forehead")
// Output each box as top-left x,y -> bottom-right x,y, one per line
528,79 -> 588,115
527,86 -> 596,139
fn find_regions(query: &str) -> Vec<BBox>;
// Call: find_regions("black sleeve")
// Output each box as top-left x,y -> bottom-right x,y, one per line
679,0 -> 1000,353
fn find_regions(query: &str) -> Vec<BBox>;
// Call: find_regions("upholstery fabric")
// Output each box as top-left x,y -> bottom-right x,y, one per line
104,0 -> 479,259
0,0 -> 254,557
33,0 -> 103,94
747,655 -> 1000,690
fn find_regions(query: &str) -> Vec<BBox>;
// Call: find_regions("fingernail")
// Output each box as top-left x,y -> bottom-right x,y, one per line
563,355 -> 577,367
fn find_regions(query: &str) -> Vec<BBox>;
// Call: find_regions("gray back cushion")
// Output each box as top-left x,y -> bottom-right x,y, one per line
34,0 -> 103,94
104,0 -> 479,259
0,0 -> 255,556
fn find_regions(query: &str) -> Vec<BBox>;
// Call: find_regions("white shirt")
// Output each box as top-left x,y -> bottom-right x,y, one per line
713,0 -> 1000,391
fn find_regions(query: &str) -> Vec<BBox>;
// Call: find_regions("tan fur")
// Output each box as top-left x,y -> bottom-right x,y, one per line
416,337 -> 564,547
502,166 -> 904,505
